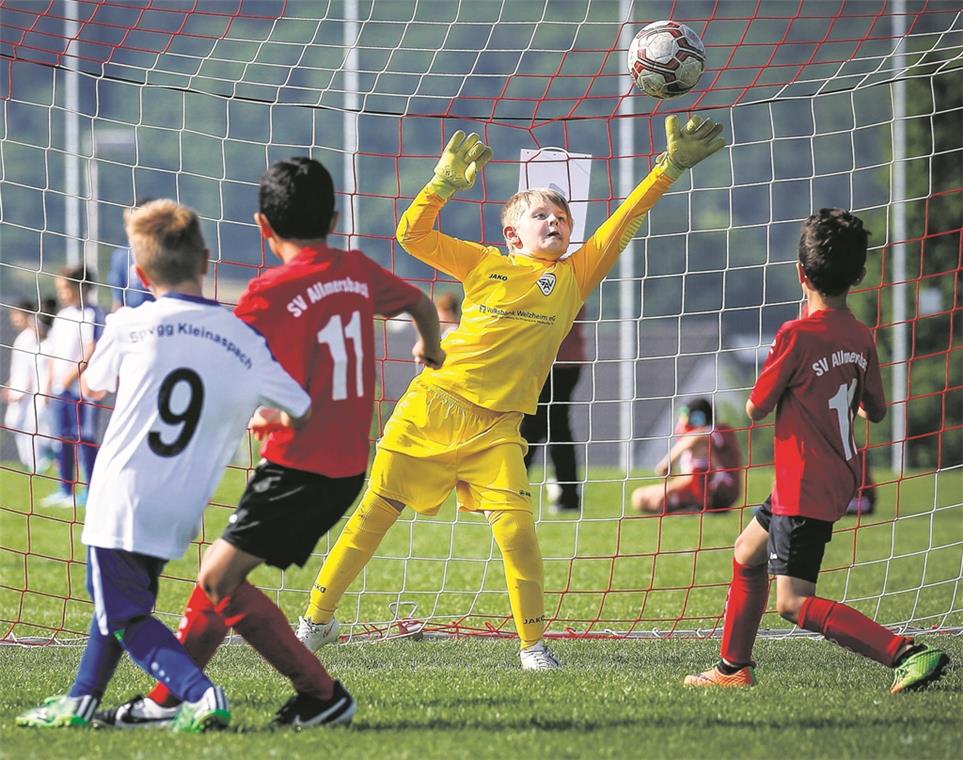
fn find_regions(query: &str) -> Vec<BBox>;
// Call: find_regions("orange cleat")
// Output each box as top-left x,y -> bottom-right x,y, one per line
684,662 -> 756,687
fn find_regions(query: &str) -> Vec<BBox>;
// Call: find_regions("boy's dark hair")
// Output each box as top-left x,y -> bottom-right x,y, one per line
798,208 -> 869,296
16,299 -> 37,313
58,265 -> 95,293
40,297 -> 57,329
685,398 -> 713,428
259,157 -> 335,240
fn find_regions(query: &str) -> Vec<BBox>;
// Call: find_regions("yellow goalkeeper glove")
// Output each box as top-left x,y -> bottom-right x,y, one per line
425,130 -> 493,200
657,114 -> 726,180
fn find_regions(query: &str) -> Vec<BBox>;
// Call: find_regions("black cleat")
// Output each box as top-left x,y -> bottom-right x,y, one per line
93,695 -> 178,729
270,680 -> 356,729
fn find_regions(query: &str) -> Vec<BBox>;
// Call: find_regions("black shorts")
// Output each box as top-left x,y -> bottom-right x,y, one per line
754,496 -> 834,584
220,461 -> 365,570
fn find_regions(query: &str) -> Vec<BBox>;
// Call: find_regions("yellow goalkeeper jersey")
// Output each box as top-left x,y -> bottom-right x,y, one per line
397,163 -> 675,414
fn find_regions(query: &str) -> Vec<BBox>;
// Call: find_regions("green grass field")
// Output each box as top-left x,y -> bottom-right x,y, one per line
1,462 -> 961,757
1,637 -> 961,759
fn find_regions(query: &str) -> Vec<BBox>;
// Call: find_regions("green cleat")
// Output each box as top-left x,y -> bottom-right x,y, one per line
169,686 -> 230,733
16,695 -> 98,728
890,644 -> 950,694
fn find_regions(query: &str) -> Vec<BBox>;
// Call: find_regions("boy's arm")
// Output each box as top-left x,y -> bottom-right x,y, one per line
248,405 -> 310,441
657,432 -> 704,475
406,292 -> 445,370
43,346 -> 54,396
858,343 -> 887,423
80,318 -> 120,402
61,337 -> 98,392
746,399 -> 767,422
396,131 -> 493,281
747,326 -> 797,421
252,349 -> 311,428
571,115 -> 725,297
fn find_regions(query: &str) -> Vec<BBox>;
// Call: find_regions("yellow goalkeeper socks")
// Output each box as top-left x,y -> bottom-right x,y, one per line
305,491 -> 401,624
487,509 -> 546,649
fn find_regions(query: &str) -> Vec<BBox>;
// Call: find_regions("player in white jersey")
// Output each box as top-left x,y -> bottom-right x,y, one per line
3,301 -> 52,472
79,290 -> 309,557
42,267 -> 106,507
17,199 -> 309,733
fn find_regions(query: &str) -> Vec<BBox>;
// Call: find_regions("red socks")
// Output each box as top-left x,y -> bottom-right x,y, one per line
149,584 -> 228,707
215,582 -> 334,701
148,582 -> 334,707
720,559 -> 769,666
799,595 -> 910,667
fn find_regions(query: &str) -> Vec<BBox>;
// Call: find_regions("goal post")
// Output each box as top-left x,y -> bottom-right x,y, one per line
0,1 -> 960,643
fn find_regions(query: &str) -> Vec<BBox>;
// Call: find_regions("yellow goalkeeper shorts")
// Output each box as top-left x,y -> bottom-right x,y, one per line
369,375 -> 531,515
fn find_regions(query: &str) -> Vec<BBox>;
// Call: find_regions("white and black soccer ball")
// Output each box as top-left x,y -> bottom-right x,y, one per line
627,20 -> 706,99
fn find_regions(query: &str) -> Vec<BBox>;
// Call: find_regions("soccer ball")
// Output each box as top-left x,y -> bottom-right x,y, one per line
627,21 -> 706,99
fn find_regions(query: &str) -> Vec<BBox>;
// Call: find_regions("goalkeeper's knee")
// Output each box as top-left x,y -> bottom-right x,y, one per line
351,491 -> 403,535
487,510 -> 542,566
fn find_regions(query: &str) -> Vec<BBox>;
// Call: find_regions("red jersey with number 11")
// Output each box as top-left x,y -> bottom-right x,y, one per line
749,308 -> 885,521
234,244 -> 422,477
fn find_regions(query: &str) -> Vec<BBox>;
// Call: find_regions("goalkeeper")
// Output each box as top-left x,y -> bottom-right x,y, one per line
297,116 -> 725,669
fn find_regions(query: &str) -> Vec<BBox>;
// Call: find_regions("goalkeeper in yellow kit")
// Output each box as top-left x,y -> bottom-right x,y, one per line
297,115 -> 725,669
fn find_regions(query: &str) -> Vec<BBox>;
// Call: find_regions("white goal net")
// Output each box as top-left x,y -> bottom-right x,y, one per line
1,1 -> 960,642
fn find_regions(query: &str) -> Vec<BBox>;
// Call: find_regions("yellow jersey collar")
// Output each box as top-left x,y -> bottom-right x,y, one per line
506,251 -> 557,269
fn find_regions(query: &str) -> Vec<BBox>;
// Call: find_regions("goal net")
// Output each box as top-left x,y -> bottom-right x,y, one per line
1,1 -> 960,643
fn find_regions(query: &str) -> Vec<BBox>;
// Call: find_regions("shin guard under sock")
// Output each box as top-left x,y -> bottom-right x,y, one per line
799,595 -> 910,667
720,559 -> 769,666
219,581 -> 335,700
488,510 -> 545,649
148,584 -> 228,707
305,491 -> 400,623
120,615 -> 213,704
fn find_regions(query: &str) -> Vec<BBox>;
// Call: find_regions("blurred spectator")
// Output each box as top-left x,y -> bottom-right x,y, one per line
2,300 -> 53,472
42,266 -> 105,507
522,306 -> 585,513
107,198 -> 155,310
632,397 -> 742,514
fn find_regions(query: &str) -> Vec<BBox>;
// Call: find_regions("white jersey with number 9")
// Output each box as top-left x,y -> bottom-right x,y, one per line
81,293 -> 309,560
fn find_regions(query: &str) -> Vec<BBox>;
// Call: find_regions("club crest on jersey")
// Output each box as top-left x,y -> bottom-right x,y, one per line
536,273 -> 556,296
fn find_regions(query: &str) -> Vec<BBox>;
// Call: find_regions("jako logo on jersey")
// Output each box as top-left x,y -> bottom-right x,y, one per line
536,273 -> 556,295
489,273 -> 508,281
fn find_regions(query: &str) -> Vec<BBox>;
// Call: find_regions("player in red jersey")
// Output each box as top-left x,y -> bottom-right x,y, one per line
95,158 -> 443,729
684,209 -> 948,693
631,397 -> 742,514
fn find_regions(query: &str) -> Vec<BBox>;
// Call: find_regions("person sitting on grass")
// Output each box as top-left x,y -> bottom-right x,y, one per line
16,199 -> 311,732
684,208 -> 949,692
296,114 -> 725,669
631,397 -> 742,514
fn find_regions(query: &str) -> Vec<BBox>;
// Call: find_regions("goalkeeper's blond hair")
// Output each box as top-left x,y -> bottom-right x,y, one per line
501,188 -> 573,244
124,199 -> 207,286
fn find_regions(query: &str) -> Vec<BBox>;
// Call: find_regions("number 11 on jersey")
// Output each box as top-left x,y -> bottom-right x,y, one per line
828,379 -> 858,460
316,311 -> 364,401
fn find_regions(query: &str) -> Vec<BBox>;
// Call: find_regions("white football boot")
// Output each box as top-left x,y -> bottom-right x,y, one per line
296,616 -> 340,652
519,641 -> 561,670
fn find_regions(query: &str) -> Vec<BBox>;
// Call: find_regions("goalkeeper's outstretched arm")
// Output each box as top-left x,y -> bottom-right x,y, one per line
396,131 -> 494,281
572,115 -> 726,297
